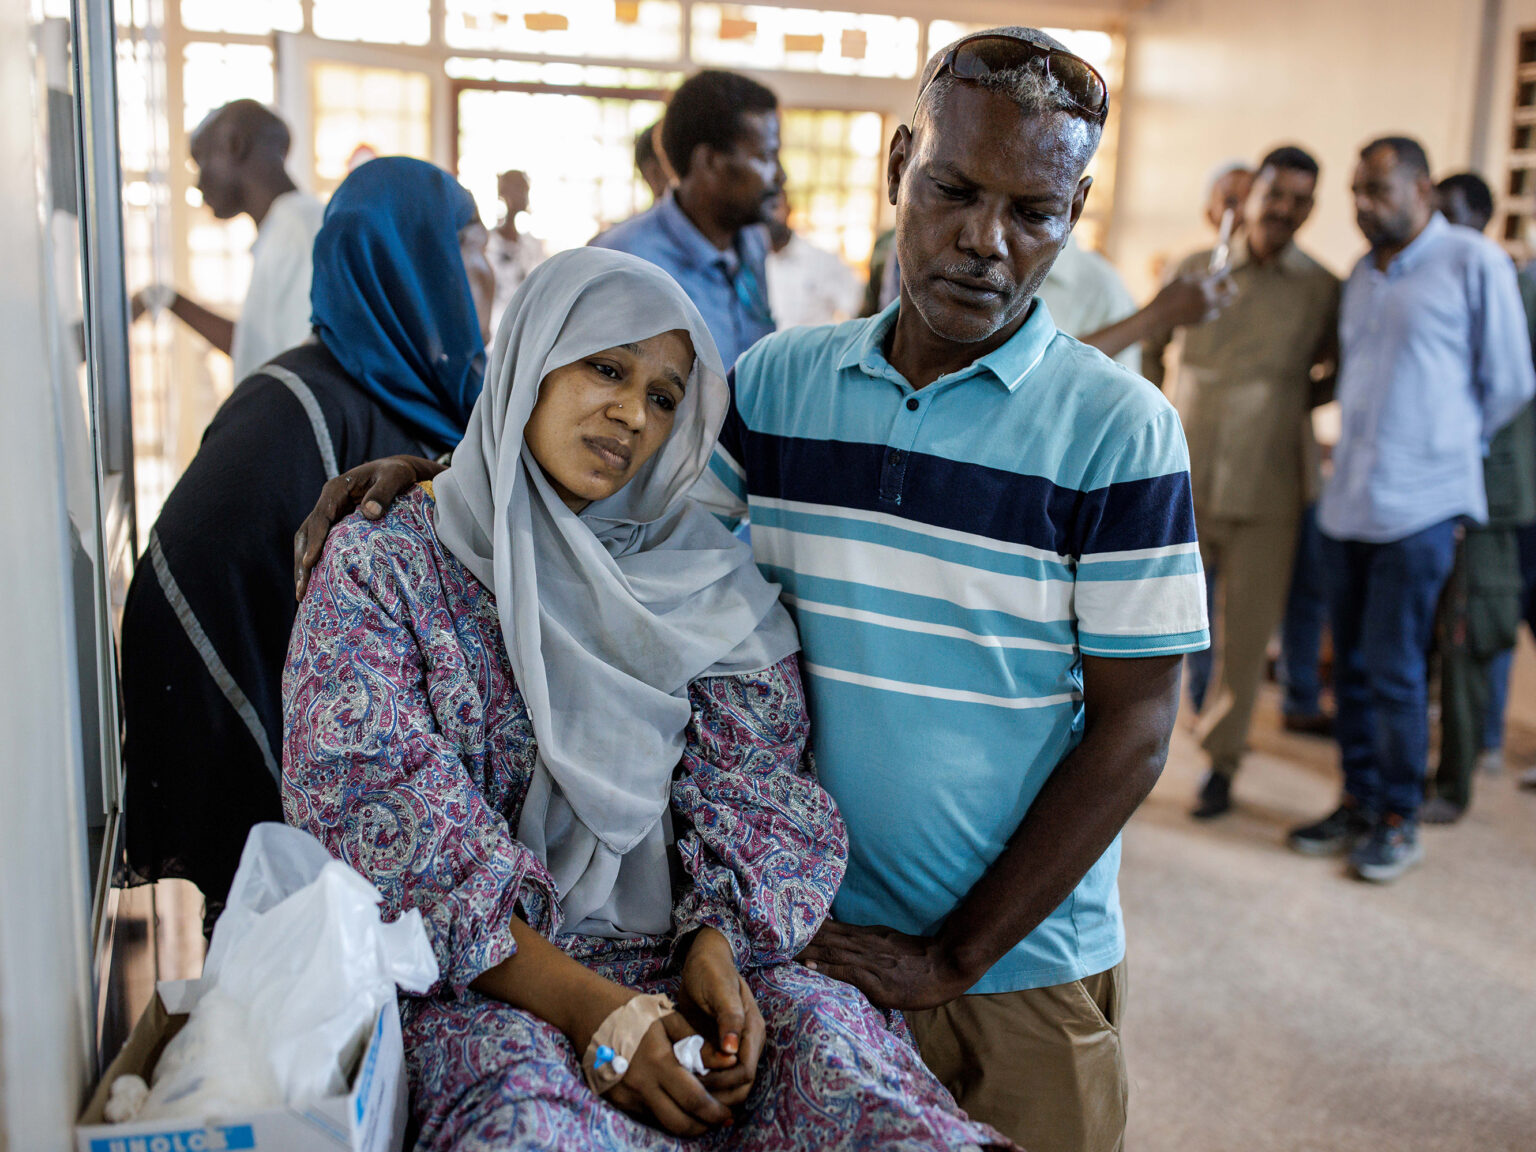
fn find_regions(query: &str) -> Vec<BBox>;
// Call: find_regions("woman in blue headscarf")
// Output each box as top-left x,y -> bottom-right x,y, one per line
121,157 -> 494,921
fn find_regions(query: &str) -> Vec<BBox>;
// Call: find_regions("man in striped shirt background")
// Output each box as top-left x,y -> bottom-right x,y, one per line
698,26 -> 1209,1152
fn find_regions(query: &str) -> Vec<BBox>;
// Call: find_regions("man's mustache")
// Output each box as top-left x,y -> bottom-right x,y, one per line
938,260 -> 1012,292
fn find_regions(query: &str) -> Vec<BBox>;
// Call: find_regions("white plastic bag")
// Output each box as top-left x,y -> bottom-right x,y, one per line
136,824 -> 438,1121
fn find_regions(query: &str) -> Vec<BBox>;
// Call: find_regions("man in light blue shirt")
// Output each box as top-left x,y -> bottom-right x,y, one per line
591,70 -> 780,367
700,28 -> 1206,1152
304,30 -> 1205,1151
1290,136 -> 1534,880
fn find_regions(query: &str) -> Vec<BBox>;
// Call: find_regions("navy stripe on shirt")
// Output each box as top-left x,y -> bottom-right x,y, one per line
729,425 -> 1197,558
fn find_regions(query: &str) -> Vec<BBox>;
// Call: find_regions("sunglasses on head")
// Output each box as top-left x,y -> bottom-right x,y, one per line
915,33 -> 1110,124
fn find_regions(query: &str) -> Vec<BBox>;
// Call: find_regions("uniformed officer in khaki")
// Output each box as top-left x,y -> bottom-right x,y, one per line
1145,144 -> 1341,818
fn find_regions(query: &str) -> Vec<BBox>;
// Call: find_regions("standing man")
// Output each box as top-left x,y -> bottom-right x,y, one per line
1035,232 -> 1143,372
1203,159 -> 1254,237
633,120 -> 670,204
1435,171 -> 1494,232
1144,146 -> 1341,819
1423,172 -> 1536,821
132,100 -> 323,382
591,71 -> 783,367
1289,137 -> 1534,878
706,28 -> 1206,1151
764,192 -> 862,328
486,169 -> 547,332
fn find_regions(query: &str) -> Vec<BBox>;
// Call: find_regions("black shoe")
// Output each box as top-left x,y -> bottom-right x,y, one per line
1283,711 -> 1334,737
1419,796 -> 1464,825
1191,771 -> 1232,819
1287,802 -> 1374,856
1348,815 -> 1423,883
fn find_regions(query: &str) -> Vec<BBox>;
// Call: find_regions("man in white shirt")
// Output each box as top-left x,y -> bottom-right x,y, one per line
487,169 -> 548,332
765,193 -> 862,329
133,100 -> 323,383
1035,233 -> 1141,373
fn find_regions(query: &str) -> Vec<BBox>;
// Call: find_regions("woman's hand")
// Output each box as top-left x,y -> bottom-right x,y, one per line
473,918 -> 733,1137
677,927 -> 766,1109
604,1010 -> 735,1137
293,455 -> 442,600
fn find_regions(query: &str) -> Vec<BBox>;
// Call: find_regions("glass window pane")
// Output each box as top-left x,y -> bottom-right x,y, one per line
313,0 -> 430,45
447,56 -> 680,89
457,87 -> 665,255
179,0 -> 301,35
778,108 -> 886,273
310,63 -> 432,198
692,5 -> 919,79
181,42 -> 274,132
447,0 -> 683,61
116,38 -> 160,175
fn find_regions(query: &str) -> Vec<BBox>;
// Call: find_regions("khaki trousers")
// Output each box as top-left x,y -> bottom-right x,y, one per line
1195,514 -> 1301,774
906,962 -> 1128,1152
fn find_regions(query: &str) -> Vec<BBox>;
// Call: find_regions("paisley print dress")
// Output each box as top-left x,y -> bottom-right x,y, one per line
282,487 -> 1012,1151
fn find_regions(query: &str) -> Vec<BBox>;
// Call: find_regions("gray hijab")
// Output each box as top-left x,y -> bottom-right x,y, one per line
432,247 -> 798,937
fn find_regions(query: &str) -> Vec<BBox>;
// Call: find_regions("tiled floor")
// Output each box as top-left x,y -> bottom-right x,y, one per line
1123,684 -> 1536,1152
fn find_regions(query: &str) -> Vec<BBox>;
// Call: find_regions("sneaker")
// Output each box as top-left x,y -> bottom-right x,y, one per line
1190,770 -> 1232,820
1476,748 -> 1505,777
1287,803 -> 1374,856
1520,764 -> 1536,790
1348,816 -> 1424,883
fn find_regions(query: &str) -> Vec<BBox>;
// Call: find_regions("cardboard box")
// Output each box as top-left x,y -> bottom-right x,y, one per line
76,981 -> 407,1152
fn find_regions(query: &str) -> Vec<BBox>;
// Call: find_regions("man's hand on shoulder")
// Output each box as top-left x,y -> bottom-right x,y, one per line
796,921 -> 971,1011
293,454 -> 443,601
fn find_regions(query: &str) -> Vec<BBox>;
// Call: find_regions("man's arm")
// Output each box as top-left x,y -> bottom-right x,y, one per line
164,291 -> 237,355
1078,273 -> 1234,362
1474,252 -> 1536,441
798,652 -> 1181,1010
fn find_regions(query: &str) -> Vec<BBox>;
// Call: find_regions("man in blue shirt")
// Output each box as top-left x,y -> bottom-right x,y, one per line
702,28 -> 1207,1152
591,70 -> 781,367
1289,137 -> 1535,880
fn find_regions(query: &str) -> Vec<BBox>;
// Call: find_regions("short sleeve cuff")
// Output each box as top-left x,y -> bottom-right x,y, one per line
450,922 -> 518,999
1078,628 -> 1210,658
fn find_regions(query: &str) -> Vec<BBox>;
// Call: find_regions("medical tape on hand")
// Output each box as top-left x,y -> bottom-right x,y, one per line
582,993 -> 676,1095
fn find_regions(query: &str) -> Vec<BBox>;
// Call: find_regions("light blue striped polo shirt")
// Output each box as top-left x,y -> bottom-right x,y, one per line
694,298 -> 1209,994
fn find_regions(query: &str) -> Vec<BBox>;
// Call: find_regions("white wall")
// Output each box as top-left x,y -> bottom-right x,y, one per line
0,0 -> 98,1145
1111,0 -> 1486,296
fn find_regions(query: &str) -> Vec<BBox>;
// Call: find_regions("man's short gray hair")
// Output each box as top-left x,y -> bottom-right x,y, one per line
915,25 -> 1101,142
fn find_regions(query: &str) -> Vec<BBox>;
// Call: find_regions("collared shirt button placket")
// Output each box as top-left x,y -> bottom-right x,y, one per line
880,392 -> 926,506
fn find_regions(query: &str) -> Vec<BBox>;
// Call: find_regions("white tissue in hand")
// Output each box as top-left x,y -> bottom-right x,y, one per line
672,1034 -> 707,1076
104,1074 -> 149,1123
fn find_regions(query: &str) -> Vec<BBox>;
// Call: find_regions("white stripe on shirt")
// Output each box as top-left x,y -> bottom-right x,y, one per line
784,594 -> 1078,653
803,662 -> 1081,709
749,523 -> 1075,623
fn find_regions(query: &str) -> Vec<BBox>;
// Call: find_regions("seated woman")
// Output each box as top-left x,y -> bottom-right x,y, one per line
121,157 -> 493,917
282,248 -> 1011,1150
